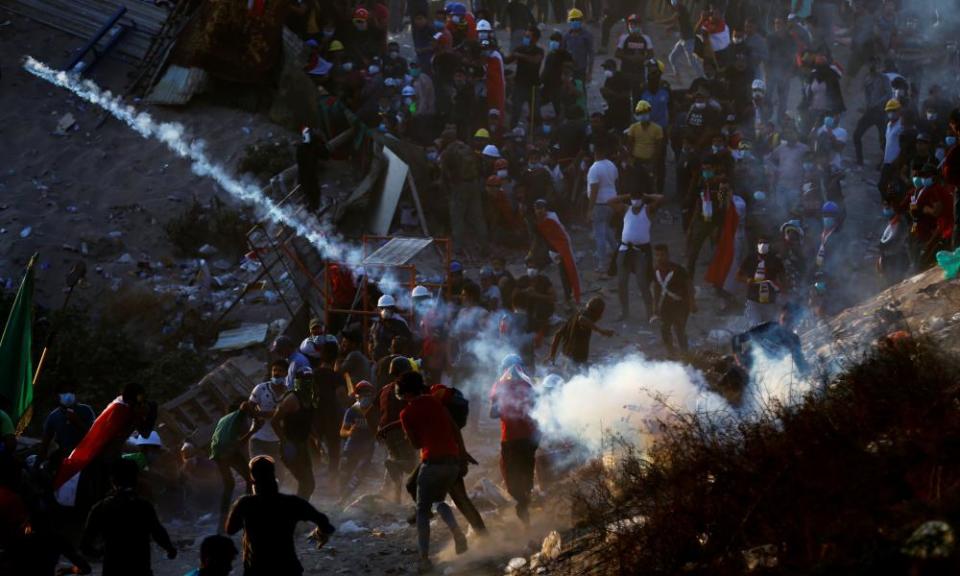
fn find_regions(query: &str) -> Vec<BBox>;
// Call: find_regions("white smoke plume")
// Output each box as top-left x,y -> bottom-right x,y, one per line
532,356 -> 728,455
22,57 -> 364,266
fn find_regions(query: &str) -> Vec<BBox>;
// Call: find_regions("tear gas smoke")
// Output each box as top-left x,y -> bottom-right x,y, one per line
532,356 -> 728,455
22,57 -> 363,266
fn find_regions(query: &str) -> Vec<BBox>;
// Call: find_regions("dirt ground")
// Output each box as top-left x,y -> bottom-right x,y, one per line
0,7 -> 892,575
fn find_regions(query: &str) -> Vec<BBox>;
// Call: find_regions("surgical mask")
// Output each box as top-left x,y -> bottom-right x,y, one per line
882,207 -> 895,218
522,36 -> 531,46
732,150 -> 745,160
757,243 -> 770,255
693,101 -> 706,110
542,124 -> 551,134
59,393 -> 76,407
923,177 -> 934,187
926,112 -> 937,121
549,40 -> 560,50
894,88 -> 906,99
434,20 -> 444,29
752,90 -> 764,99
803,162 -> 814,172
451,15 -> 461,24
948,136 -> 958,147
497,169 -> 508,178
912,176 -> 924,188
570,20 -> 582,30
323,28 -> 335,38
368,65 -> 380,75
630,198 -> 643,207
355,22 -> 367,31
636,113 -> 650,122
701,169 -> 714,180
528,162 -> 542,170
271,376 -> 285,387
711,145 -> 723,154
603,69 -> 613,78
358,396 -> 374,408
887,112 -> 898,121
526,268 -> 538,277
823,116 -> 835,128
378,124 -> 387,133
342,62 -> 353,72
381,309 -> 393,319
823,216 -> 837,229
389,50 -> 399,58
403,97 -> 413,105
426,151 -> 438,161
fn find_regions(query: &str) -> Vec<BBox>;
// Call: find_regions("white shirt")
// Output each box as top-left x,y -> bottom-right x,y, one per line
587,159 -> 619,204
884,119 -> 903,165
249,381 -> 283,442
619,204 -> 651,249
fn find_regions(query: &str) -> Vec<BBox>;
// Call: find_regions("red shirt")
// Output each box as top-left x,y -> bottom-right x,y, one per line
400,395 -> 460,462
489,372 -> 538,442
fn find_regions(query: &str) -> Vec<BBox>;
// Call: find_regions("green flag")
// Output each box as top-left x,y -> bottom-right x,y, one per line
0,255 -> 35,431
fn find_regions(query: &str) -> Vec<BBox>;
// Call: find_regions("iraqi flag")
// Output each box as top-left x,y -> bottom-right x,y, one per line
536,212 -> 581,303
53,396 -> 135,506
704,198 -> 740,290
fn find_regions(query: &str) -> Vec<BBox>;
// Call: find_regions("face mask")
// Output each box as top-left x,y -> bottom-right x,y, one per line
636,113 -> 650,122
603,69 -> 613,78
497,169 -> 508,178
752,90 -> 764,99
389,50 -> 399,59
451,15 -> 461,24
894,88 -> 906,99
426,151 -> 438,161
342,62 -> 353,72
711,145 -> 723,154
526,268 -> 538,277
883,207 -> 895,218
549,40 -> 560,50
355,22 -> 367,31
378,124 -> 388,133
381,308 -> 393,319
923,177 -> 935,187
570,20 -> 582,30
732,37 -> 744,44
271,376 -> 285,387
823,116 -> 835,129
693,102 -> 706,110
358,396 -> 373,408
948,136 -> 958,147
528,162 -> 542,170
368,65 -> 380,75
522,36 -> 531,46
323,28 -> 335,38
803,162 -> 814,172
542,124 -> 551,134
435,20 -> 444,29
403,97 -> 413,106
757,243 -> 770,255
926,112 -> 937,121
59,393 -> 76,407
630,198 -> 643,207
912,176 -> 924,188
701,170 -> 714,180
887,112 -> 898,121
823,216 -> 837,229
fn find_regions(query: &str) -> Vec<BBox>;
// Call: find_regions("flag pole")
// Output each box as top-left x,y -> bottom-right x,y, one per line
31,261 -> 86,387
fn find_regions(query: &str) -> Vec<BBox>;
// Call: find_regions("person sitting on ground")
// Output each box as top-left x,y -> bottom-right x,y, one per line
226,456 -> 335,576
184,534 -> 237,576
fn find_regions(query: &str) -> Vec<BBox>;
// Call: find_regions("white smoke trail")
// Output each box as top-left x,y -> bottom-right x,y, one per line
22,57 -> 364,265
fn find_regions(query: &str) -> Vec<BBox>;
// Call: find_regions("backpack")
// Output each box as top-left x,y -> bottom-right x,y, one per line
438,385 -> 470,429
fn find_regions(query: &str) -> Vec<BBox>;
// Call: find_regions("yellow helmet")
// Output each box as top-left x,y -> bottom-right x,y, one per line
635,100 -> 652,114
567,8 -> 583,20
884,98 -> 901,112
474,128 -> 490,139
328,40 -> 344,52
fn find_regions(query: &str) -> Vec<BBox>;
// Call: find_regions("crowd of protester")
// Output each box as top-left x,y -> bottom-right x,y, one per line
6,0 -> 960,574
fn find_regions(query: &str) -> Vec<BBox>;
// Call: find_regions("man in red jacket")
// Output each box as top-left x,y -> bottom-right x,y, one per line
399,372 -> 468,572
489,354 -> 540,525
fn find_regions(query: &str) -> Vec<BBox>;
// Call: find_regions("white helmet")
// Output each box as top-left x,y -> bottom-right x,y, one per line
131,431 -> 163,447
377,294 -> 396,308
751,79 -> 766,92
401,85 -> 416,96
411,285 -> 431,299
476,19 -> 492,31
482,144 -> 501,158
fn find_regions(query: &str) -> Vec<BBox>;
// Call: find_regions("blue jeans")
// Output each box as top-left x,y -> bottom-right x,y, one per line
592,203 -> 616,269
416,461 -> 464,558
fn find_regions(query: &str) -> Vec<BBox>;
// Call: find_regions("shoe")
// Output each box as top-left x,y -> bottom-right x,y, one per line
418,557 -> 435,573
454,533 -> 469,555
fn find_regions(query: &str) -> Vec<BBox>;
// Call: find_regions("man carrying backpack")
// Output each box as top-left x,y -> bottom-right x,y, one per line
490,354 -> 540,525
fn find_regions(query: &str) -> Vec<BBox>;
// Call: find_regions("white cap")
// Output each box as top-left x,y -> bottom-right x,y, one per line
476,19 -> 492,31
401,85 -> 416,96
751,79 -> 766,91
411,285 -> 431,299
377,294 -> 396,308
131,431 -> 163,447
482,144 -> 501,158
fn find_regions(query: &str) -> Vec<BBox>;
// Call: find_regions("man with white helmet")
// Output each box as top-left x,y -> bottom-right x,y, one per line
369,294 -> 412,362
